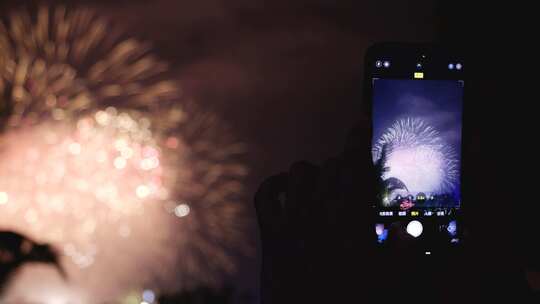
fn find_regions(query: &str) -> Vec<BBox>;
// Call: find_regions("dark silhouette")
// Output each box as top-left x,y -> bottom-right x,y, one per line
374,144 -> 408,206
255,118 -> 537,303
255,122 -> 378,304
0,230 -> 65,294
0,82 -> 14,133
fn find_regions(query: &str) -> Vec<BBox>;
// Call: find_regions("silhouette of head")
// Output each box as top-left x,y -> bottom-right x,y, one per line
29,244 -> 66,278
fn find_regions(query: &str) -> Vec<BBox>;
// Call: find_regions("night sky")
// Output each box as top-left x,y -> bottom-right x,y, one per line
372,79 -> 463,151
0,0 -> 470,300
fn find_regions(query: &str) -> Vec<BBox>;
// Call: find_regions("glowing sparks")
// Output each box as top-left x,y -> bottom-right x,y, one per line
174,203 -> 191,218
142,290 -> 155,303
0,6 -> 176,130
68,142 -> 82,155
136,185 -> 152,199
114,157 -> 128,169
0,192 -> 8,204
0,5 -> 249,302
95,111 -> 111,126
373,118 -> 458,196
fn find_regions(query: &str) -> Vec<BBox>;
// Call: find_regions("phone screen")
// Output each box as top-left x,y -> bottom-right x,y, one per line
368,45 -> 464,250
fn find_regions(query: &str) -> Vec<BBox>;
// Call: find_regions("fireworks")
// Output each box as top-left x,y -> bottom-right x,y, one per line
373,117 -> 458,197
0,5 -> 248,302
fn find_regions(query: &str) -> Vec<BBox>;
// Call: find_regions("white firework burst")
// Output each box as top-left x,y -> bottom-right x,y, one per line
373,117 -> 459,196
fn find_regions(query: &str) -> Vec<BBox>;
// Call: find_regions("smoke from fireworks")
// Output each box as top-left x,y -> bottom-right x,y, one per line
0,5 -> 248,302
373,117 -> 458,197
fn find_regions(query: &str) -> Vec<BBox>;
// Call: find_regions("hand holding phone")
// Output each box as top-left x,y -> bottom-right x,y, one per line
255,43 -> 468,304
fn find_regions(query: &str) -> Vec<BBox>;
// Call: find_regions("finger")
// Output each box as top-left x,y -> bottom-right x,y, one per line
338,120 -> 376,243
317,157 -> 340,226
281,162 -> 320,304
286,161 -> 319,225
341,118 -> 376,209
254,173 -> 288,241
343,115 -> 372,157
254,173 -> 293,304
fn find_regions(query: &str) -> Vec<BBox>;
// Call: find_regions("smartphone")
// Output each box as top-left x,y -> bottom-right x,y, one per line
364,43 -> 465,254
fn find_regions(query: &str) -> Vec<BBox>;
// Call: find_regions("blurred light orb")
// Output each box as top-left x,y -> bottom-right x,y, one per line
142,289 -> 155,303
68,142 -> 82,155
375,223 -> 385,236
136,185 -> 151,199
0,191 -> 8,204
123,294 -> 141,304
121,147 -> 134,159
95,111 -> 110,125
174,204 -> 190,218
114,157 -> 128,169
447,220 -> 457,236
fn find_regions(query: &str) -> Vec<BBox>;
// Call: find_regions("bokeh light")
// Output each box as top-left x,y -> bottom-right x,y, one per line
447,220 -> 457,236
174,203 -> 191,218
142,289 -> 155,303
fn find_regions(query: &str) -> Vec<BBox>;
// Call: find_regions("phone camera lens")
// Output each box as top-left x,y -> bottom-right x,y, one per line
416,63 -> 422,69
375,60 -> 382,68
448,63 -> 455,70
